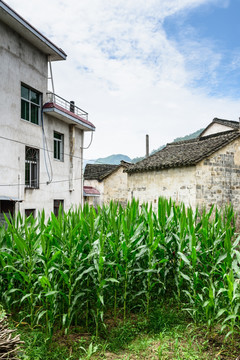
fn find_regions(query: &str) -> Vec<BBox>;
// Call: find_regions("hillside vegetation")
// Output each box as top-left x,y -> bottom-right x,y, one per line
95,154 -> 131,165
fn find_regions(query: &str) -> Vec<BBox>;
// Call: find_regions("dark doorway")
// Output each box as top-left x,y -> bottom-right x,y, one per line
0,200 -> 15,224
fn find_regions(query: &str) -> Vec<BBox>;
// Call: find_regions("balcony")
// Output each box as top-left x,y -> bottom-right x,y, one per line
43,92 -> 95,131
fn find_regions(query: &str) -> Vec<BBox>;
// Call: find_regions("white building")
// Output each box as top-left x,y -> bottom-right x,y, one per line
0,1 -> 95,220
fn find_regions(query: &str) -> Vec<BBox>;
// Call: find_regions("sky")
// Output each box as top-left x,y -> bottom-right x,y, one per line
5,0 -> 240,160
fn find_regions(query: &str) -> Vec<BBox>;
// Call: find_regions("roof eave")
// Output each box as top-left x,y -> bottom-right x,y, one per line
0,1 -> 67,61
43,107 -> 95,131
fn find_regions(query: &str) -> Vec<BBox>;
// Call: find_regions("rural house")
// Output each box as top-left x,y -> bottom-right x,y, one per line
126,118 -> 240,214
84,161 -> 132,207
0,1 -> 95,220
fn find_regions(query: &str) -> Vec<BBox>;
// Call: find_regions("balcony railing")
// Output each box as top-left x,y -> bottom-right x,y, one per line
46,92 -> 88,121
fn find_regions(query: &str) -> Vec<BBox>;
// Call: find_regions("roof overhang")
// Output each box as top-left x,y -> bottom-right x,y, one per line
43,103 -> 95,131
0,195 -> 23,202
83,186 -> 100,197
0,1 -> 67,61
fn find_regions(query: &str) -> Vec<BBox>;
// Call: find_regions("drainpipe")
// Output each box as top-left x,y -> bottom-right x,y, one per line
81,131 -> 84,209
69,125 -> 76,192
17,174 -> 21,215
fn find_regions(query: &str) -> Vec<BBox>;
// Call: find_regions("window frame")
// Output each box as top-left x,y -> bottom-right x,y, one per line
53,131 -> 64,162
25,146 -> 39,189
21,84 -> 41,125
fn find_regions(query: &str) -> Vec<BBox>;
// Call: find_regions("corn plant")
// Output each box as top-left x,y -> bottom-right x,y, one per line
0,197 -> 239,340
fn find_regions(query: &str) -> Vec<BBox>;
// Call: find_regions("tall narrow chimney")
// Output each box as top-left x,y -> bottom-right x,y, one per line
146,134 -> 149,158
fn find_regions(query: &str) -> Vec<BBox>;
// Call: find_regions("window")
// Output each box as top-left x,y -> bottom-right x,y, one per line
25,147 -> 39,188
53,200 -> 64,217
21,84 -> 41,125
54,131 -> 64,161
25,209 -> 35,218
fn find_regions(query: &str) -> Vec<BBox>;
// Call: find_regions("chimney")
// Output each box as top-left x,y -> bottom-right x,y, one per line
70,101 -> 75,113
146,134 -> 149,158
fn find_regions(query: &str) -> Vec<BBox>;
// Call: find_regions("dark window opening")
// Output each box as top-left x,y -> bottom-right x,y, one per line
54,131 -> 64,161
0,200 -> 15,224
54,199 -> 64,217
25,209 -> 36,218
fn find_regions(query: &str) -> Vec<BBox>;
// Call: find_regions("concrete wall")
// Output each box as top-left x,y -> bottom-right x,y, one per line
0,20 -> 47,201
0,20 -> 84,217
196,139 -> 240,213
127,166 -> 197,211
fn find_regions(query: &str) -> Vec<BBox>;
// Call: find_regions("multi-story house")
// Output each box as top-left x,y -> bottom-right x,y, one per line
0,1 -> 95,220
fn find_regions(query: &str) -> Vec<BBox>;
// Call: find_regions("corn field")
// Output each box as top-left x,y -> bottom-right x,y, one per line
0,198 -> 240,339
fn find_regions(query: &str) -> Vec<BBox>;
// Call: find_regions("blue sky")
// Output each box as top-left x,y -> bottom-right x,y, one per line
5,0 -> 240,158
163,0 -> 240,98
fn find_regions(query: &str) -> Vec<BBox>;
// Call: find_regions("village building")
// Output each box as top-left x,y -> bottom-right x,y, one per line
126,118 -> 240,214
0,1 -> 95,221
84,161 -> 132,207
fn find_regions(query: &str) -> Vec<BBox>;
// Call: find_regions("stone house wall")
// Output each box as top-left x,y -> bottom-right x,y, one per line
127,139 -> 240,217
127,166 -> 197,211
103,167 -> 129,207
84,179 -> 104,207
84,166 -> 129,207
196,139 -> 240,212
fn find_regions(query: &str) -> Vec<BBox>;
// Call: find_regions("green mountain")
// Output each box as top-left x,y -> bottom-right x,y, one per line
90,129 -> 204,165
95,154 -> 132,165
173,128 -> 203,142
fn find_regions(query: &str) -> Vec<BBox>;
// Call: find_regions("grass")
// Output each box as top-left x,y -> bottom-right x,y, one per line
14,302 -> 240,360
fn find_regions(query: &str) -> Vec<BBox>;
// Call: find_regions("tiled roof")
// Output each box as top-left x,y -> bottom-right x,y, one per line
212,118 -> 239,129
84,164 -> 119,181
84,161 -> 133,181
199,118 -> 239,137
126,130 -> 240,174
120,160 -> 133,167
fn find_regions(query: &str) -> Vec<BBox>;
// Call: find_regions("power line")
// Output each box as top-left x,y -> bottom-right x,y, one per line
0,133 -> 128,165
0,134 -> 128,187
0,134 -> 89,161
0,177 -> 83,187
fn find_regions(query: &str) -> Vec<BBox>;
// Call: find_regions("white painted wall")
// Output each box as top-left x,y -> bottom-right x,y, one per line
201,123 -> 234,137
0,20 -> 84,217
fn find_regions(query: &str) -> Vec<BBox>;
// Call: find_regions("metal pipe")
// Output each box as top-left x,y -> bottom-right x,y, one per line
146,134 -> 149,157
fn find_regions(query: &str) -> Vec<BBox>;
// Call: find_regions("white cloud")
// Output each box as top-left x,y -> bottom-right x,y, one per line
5,0 -> 240,159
